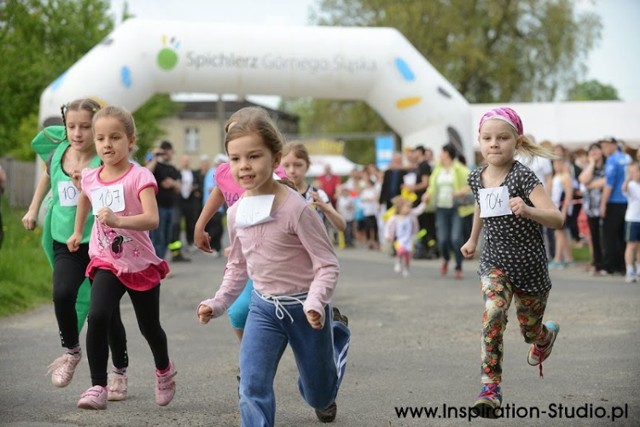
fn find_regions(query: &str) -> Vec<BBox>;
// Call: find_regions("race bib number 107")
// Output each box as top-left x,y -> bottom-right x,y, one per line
91,184 -> 125,215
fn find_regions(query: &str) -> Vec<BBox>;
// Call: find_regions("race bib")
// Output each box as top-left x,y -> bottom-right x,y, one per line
90,183 -> 125,215
235,194 -> 276,228
479,186 -> 512,218
58,181 -> 80,207
403,172 -> 417,186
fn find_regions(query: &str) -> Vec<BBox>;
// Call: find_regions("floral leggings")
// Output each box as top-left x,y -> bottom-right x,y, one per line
480,268 -> 551,384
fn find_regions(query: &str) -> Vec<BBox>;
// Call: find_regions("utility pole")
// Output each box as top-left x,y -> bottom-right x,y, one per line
217,95 -> 225,154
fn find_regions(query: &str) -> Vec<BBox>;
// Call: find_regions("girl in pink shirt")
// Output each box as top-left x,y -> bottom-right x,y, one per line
197,107 -> 350,425
68,106 -> 176,410
194,119 -> 288,342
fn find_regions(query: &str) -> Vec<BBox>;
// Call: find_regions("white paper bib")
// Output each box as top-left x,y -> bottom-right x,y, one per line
90,183 -> 125,215
479,186 -> 513,218
58,181 -> 80,207
235,194 -> 276,228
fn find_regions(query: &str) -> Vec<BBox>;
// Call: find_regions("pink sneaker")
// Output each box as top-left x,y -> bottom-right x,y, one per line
155,362 -> 177,406
77,385 -> 108,410
48,352 -> 81,387
107,373 -> 128,401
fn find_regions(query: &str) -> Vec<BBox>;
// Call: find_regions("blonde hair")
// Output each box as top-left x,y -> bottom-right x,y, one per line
516,135 -> 558,161
92,106 -> 137,152
224,107 -> 296,190
282,142 -> 310,167
224,107 -> 284,157
61,98 -> 102,139
93,106 -> 136,138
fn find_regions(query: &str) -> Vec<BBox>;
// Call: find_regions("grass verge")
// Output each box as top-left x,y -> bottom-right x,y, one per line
0,198 -> 52,317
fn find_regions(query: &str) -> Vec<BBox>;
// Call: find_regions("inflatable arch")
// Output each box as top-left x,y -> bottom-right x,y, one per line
39,19 -> 473,162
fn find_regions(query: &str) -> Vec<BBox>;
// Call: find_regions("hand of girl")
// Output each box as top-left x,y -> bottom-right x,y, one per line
309,191 -> 328,211
66,231 -> 83,252
509,197 -> 529,218
70,171 -> 82,191
460,240 -> 476,259
96,207 -> 118,227
21,210 -> 38,230
306,310 -> 323,329
194,227 -> 213,253
197,304 -> 214,324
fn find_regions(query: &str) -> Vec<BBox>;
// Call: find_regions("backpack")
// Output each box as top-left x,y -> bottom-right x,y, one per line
31,126 -> 67,162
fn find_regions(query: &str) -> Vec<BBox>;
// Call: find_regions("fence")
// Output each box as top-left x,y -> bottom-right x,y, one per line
0,157 -> 36,209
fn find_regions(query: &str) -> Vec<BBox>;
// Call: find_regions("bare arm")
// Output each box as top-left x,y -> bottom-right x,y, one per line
312,192 -> 347,231
67,192 -> 91,252
587,177 -> 605,190
194,186 -> 225,252
22,173 -> 51,230
460,204 -> 483,258
559,174 -> 573,219
510,184 -> 564,229
579,159 -> 596,185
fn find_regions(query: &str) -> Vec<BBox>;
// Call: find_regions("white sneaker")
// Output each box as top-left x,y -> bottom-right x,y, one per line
402,269 -> 410,278
625,274 -> 637,283
393,260 -> 401,273
107,373 -> 128,401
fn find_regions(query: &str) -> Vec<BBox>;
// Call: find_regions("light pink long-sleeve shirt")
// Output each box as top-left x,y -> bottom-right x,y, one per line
199,186 -> 340,325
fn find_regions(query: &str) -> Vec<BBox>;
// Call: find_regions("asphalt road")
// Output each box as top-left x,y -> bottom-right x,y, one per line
1,247 -> 639,427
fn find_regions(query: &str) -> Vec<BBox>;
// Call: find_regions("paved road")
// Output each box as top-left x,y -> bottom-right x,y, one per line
1,247 -> 639,426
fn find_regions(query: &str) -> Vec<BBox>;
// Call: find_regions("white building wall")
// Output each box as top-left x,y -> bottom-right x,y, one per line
470,101 -> 640,149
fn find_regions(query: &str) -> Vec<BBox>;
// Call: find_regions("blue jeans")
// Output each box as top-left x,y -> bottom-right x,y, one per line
150,206 -> 174,259
239,291 -> 350,427
435,207 -> 464,270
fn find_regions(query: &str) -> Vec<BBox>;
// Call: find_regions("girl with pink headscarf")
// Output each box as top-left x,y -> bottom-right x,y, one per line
460,107 -> 564,418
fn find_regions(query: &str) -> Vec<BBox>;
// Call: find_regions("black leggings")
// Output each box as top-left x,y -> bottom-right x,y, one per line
52,242 -> 128,369
87,269 -> 169,386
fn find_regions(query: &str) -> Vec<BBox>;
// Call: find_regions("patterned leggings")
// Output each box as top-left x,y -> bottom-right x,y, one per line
480,268 -> 551,384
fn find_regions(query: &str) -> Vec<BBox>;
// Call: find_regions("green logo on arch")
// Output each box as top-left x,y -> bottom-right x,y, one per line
157,35 -> 179,71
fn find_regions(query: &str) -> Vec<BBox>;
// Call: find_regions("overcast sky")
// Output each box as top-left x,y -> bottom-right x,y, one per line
109,0 -> 640,102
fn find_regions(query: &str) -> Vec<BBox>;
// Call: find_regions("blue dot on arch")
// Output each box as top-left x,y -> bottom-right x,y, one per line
395,58 -> 415,81
121,66 -> 132,88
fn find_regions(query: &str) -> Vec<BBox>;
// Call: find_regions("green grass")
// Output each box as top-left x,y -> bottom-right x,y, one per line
572,244 -> 591,263
0,198 -> 52,317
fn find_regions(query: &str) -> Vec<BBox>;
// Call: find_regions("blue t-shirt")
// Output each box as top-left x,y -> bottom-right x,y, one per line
604,150 -> 629,204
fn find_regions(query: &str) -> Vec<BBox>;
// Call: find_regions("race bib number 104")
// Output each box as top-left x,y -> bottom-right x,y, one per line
91,184 -> 125,215
479,186 -> 512,218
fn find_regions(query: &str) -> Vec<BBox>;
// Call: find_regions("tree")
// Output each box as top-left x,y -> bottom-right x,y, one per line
293,0 -> 602,144
567,79 -> 620,101
282,97 -> 386,165
311,0 -> 601,102
0,0 -> 114,158
0,1 -> 176,161
132,94 -> 180,164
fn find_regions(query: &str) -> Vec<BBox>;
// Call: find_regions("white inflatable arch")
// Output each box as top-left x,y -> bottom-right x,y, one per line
39,19 -> 472,161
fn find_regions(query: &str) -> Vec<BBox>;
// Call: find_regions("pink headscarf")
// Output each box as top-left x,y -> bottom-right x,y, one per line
478,107 -> 524,136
